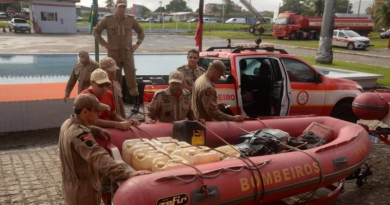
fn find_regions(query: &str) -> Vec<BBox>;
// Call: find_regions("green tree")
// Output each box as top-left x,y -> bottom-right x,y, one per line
279,0 -> 309,14
140,6 -> 151,18
210,4 -> 220,13
336,0 -> 352,14
300,0 -> 351,16
105,0 -> 114,7
375,0 -> 390,47
154,7 -> 167,12
223,0 -> 235,15
301,0 -> 324,17
165,0 -> 188,12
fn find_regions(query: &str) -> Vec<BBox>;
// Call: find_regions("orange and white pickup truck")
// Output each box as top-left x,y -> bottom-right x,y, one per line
140,43 -> 362,122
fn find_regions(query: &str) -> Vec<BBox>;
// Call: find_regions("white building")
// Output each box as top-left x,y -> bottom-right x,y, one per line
31,0 -> 78,33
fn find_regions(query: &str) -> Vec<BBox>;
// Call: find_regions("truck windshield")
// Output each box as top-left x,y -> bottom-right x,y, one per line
344,30 -> 361,38
275,18 -> 288,25
15,19 -> 27,23
198,58 -> 231,75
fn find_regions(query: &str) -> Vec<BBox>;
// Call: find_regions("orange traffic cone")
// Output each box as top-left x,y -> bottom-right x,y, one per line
3,25 -> 5,33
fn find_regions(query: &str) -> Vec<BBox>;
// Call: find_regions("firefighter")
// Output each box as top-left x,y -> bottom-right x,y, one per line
176,49 -> 206,92
99,57 -> 126,119
145,71 -> 195,124
64,50 -> 99,102
93,0 -> 145,113
58,93 -> 150,205
192,60 -> 244,122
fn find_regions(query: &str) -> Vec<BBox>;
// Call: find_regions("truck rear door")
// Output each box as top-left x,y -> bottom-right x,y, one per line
235,56 -> 290,117
281,57 -> 326,116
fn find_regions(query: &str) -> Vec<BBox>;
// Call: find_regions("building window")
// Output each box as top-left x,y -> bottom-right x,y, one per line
41,12 -> 57,21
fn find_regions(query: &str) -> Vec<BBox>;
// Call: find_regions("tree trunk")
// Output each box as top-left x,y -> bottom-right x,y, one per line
315,0 -> 336,64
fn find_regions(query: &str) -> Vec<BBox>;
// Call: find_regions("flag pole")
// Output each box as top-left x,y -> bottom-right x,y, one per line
93,0 -> 99,61
195,0 -> 204,52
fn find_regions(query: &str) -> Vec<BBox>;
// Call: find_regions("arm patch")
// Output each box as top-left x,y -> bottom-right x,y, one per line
76,132 -> 94,147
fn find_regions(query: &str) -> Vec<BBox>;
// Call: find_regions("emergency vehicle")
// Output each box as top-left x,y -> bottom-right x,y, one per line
273,11 -> 374,40
141,40 -> 363,122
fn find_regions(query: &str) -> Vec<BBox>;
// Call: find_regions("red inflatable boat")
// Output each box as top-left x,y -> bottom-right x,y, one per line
97,116 -> 370,205
353,90 -> 390,145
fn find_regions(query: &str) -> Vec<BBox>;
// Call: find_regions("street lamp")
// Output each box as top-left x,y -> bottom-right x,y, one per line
346,0 -> 350,16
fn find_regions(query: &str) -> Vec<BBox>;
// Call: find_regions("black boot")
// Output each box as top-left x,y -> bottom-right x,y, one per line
131,96 -> 140,113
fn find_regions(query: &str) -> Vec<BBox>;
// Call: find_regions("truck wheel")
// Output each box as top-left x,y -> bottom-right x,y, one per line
309,33 -> 314,40
314,31 -> 320,40
297,31 -> 304,40
331,102 -> 359,123
277,37 -> 283,40
258,27 -> 265,35
347,43 -> 355,50
249,26 -> 255,34
289,31 -> 297,40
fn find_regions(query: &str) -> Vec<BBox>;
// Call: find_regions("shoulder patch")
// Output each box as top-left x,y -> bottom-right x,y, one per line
76,132 -> 94,147
76,131 -> 89,140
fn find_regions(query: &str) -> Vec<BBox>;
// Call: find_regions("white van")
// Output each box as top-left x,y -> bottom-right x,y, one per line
225,18 -> 246,24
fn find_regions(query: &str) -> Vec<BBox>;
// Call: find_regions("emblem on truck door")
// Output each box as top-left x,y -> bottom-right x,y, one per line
297,90 -> 309,106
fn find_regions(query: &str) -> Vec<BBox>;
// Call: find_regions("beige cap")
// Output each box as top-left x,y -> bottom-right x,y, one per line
116,0 -> 127,6
90,68 -> 111,84
78,50 -> 89,62
99,57 -> 119,72
74,93 -> 110,111
169,71 -> 184,84
209,60 -> 226,78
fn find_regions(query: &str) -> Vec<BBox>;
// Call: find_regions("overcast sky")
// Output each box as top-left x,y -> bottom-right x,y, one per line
77,0 -> 374,14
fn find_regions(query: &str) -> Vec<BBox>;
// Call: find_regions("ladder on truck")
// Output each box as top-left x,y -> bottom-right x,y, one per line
239,0 -> 265,34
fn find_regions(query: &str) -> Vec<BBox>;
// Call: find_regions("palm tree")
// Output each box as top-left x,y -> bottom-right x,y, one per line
376,0 -> 390,47
105,0 -> 114,7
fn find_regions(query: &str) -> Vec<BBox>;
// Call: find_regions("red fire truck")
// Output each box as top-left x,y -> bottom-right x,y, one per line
273,11 -> 374,40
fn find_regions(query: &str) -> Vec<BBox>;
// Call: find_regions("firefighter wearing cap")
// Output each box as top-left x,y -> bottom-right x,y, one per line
176,49 -> 206,92
93,0 -> 145,113
58,93 -> 150,205
99,57 -> 126,119
192,60 -> 244,122
80,69 -> 139,130
64,50 -> 99,102
145,71 -> 195,124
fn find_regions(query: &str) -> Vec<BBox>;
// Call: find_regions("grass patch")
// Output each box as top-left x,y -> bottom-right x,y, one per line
0,21 -> 6,28
298,56 -> 390,87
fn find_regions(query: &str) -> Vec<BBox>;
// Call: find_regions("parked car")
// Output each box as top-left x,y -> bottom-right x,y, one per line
380,29 -> 390,39
225,18 -> 246,24
8,18 -> 31,33
145,18 -> 159,23
203,18 -> 217,23
187,18 -> 199,23
136,17 -> 145,22
0,13 -> 9,20
76,15 -> 83,22
332,29 -> 370,50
